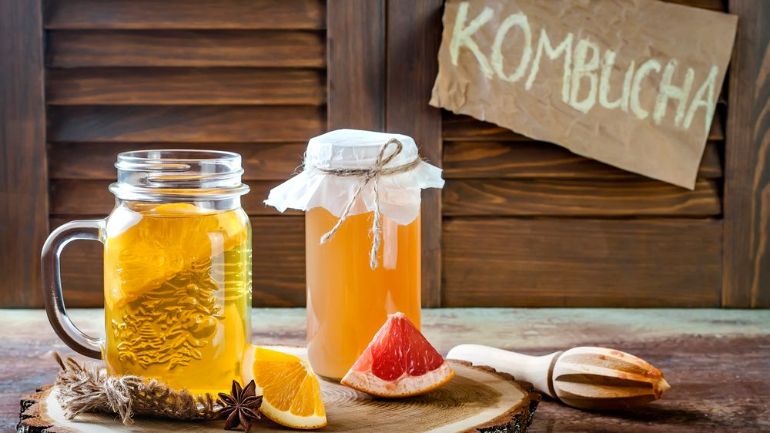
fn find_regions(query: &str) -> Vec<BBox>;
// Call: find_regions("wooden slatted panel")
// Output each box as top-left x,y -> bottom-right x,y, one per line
48,143 -> 305,180
443,179 -> 721,217
51,216 -> 306,308
0,1 -> 47,307
41,0 -> 730,310
443,218 -> 722,307
49,180 -> 296,216
43,0 -> 325,307
723,0 -> 770,307
45,0 -> 325,30
326,0 -> 385,129
47,30 -> 325,68
47,68 -> 325,106
48,106 -> 324,143
386,0 -> 444,307
250,216 -> 306,306
444,140 -> 723,179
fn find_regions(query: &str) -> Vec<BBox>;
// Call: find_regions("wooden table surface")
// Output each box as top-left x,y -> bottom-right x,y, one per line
3,308 -> 769,432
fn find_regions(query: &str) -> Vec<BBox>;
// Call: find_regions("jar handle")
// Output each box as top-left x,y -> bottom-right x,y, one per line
41,220 -> 105,359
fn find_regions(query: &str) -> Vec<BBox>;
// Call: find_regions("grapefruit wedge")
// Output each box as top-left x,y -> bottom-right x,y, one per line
341,312 -> 455,398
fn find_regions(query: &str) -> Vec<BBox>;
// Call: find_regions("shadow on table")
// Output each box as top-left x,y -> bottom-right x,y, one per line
532,397 -> 740,432
593,405 -> 709,424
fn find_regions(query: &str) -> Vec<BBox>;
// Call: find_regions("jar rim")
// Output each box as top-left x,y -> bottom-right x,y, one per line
111,149 -> 249,202
116,149 -> 241,165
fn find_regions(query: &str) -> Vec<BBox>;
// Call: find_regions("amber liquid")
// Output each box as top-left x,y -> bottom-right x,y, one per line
103,203 -> 251,395
305,207 -> 421,380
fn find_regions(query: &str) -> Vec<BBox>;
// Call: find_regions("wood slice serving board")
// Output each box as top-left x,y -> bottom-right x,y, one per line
18,359 -> 539,433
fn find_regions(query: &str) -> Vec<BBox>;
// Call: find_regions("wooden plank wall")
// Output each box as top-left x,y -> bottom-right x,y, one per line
20,0 -> 764,309
723,0 -> 770,307
440,0 -> 727,307
44,0 -> 326,307
385,0 -> 444,307
0,1 -> 48,307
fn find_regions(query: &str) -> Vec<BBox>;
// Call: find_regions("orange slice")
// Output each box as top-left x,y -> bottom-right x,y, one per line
241,346 -> 327,430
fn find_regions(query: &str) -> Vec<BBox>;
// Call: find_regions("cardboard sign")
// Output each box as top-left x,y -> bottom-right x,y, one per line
430,0 -> 737,189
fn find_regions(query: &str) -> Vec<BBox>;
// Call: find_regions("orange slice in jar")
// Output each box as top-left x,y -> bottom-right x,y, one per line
105,202 -> 248,305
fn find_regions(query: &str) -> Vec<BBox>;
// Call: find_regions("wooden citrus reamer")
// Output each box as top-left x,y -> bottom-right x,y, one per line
447,345 -> 671,410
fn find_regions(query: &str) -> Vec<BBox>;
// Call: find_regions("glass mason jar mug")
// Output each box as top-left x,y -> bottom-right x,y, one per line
42,150 -> 252,395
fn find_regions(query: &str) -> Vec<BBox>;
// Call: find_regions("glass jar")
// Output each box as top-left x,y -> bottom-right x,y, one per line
42,150 -> 252,395
305,208 -> 422,380
266,129 -> 444,380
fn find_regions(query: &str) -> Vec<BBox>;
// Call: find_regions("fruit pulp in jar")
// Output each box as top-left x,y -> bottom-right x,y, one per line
103,202 -> 252,395
305,207 -> 421,380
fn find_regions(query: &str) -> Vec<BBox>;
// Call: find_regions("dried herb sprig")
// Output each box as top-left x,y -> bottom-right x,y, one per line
216,380 -> 262,432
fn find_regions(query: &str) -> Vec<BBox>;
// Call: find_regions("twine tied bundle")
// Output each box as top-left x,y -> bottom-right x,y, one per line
52,353 -> 219,425
312,138 -> 421,269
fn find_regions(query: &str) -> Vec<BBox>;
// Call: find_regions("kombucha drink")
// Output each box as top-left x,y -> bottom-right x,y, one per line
102,202 -> 251,394
305,207 -> 421,380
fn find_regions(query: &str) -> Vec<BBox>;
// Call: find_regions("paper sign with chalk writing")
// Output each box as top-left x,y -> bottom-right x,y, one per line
430,0 -> 737,189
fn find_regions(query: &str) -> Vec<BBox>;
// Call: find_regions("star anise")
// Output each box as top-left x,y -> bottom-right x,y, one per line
216,380 -> 262,432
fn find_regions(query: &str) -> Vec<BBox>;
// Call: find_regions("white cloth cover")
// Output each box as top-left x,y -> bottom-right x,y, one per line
264,129 -> 444,225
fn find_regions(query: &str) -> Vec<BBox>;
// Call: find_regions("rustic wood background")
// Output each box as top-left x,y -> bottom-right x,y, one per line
1,0 -> 768,308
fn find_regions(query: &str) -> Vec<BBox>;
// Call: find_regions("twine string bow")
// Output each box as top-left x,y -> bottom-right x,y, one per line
315,138 -> 420,269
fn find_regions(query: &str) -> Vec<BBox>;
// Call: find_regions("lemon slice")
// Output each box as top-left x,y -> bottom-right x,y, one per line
241,345 -> 327,430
